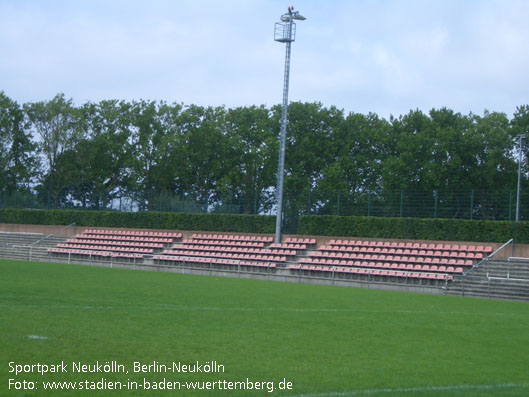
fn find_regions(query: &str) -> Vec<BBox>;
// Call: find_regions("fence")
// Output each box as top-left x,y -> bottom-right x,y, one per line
1,189 -> 528,222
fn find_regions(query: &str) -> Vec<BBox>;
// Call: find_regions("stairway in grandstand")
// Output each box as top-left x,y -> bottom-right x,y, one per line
0,231 -> 67,262
447,259 -> 529,301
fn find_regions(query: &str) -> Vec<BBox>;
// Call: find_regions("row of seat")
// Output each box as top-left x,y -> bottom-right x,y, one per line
310,249 -> 482,260
160,249 -> 287,263
180,239 -> 266,248
301,256 -> 471,268
154,255 -> 277,269
83,228 -> 182,239
55,243 -> 154,254
288,264 -> 453,281
284,237 -> 317,246
327,239 -> 493,254
65,239 -> 164,249
76,234 -> 174,244
269,243 -> 307,251
297,259 -> 463,274
170,244 -> 297,257
48,248 -> 143,259
191,233 -> 274,243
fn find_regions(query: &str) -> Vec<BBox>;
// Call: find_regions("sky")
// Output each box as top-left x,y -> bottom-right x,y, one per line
1,0 -> 528,119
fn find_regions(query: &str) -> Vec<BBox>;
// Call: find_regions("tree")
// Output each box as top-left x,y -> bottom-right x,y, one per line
24,93 -> 82,207
222,105 -> 277,214
470,110 -> 518,219
279,102 -> 343,230
126,100 -> 165,210
0,92 -> 38,206
76,99 -> 134,209
0,92 -> 35,190
316,112 -> 389,216
157,105 -> 231,208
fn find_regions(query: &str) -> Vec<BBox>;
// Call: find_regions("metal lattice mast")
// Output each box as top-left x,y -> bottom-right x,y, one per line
516,133 -> 524,222
274,6 -> 305,244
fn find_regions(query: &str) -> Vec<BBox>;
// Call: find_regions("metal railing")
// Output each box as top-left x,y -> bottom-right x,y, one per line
30,223 -> 76,247
462,239 -> 513,278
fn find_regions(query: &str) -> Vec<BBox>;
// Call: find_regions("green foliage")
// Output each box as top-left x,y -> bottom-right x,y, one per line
1,92 -> 529,223
0,92 -> 38,194
0,208 -> 275,234
298,215 -> 529,243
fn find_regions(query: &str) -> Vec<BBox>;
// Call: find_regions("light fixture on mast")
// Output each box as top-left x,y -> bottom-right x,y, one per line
273,6 -> 306,244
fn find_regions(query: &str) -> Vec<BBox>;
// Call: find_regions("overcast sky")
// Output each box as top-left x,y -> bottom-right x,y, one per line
1,0 -> 528,119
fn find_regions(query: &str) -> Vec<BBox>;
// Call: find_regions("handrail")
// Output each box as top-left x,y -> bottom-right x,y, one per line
488,238 -> 514,260
30,223 -> 76,247
508,256 -> 529,261
488,276 -> 529,282
462,239 -> 513,277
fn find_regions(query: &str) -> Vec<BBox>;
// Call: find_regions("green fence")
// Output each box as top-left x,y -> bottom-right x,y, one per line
1,189 -> 528,222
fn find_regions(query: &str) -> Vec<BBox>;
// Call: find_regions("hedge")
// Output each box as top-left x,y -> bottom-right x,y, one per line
298,215 -> 529,244
3,209 -> 529,243
0,209 -> 275,235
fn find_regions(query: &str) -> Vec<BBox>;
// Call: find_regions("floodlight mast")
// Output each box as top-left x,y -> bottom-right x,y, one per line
516,133 -> 524,222
274,6 -> 306,244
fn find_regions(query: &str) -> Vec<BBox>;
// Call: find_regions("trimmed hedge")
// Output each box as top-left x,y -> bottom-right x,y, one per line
3,209 -> 528,243
298,215 -> 529,244
0,209 -> 275,234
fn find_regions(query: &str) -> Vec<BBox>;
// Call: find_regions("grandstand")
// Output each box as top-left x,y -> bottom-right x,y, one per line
1,224 -> 527,301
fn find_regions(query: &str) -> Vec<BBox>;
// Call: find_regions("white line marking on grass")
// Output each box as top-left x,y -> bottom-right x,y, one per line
286,382 -> 529,396
27,335 -> 48,340
1,302 -> 529,319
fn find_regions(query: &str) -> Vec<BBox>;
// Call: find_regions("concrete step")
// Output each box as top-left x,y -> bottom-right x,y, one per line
0,246 -> 50,262
0,233 -> 66,248
448,268 -> 529,301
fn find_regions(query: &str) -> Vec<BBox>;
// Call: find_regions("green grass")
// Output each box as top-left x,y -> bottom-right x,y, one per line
1,258 -> 528,396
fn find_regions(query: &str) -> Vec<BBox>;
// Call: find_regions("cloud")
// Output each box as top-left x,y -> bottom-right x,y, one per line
1,0 -> 528,118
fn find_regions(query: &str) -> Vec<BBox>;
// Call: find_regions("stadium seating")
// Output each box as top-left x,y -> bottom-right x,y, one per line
287,238 -> 493,285
153,233 -> 286,272
47,229 -> 494,287
48,229 -> 182,262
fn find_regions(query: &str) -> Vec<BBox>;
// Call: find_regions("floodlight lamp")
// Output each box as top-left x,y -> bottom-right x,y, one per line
292,11 -> 306,20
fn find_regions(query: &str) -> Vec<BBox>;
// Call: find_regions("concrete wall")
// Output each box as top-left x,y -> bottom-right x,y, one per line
33,253 -> 448,296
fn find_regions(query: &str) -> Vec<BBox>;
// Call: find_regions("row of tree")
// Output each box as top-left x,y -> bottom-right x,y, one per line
1,91 -> 528,226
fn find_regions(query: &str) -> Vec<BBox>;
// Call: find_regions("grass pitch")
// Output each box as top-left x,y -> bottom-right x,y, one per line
1,258 -> 529,396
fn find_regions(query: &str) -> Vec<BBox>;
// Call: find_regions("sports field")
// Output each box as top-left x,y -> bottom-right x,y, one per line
1,258 -> 528,396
